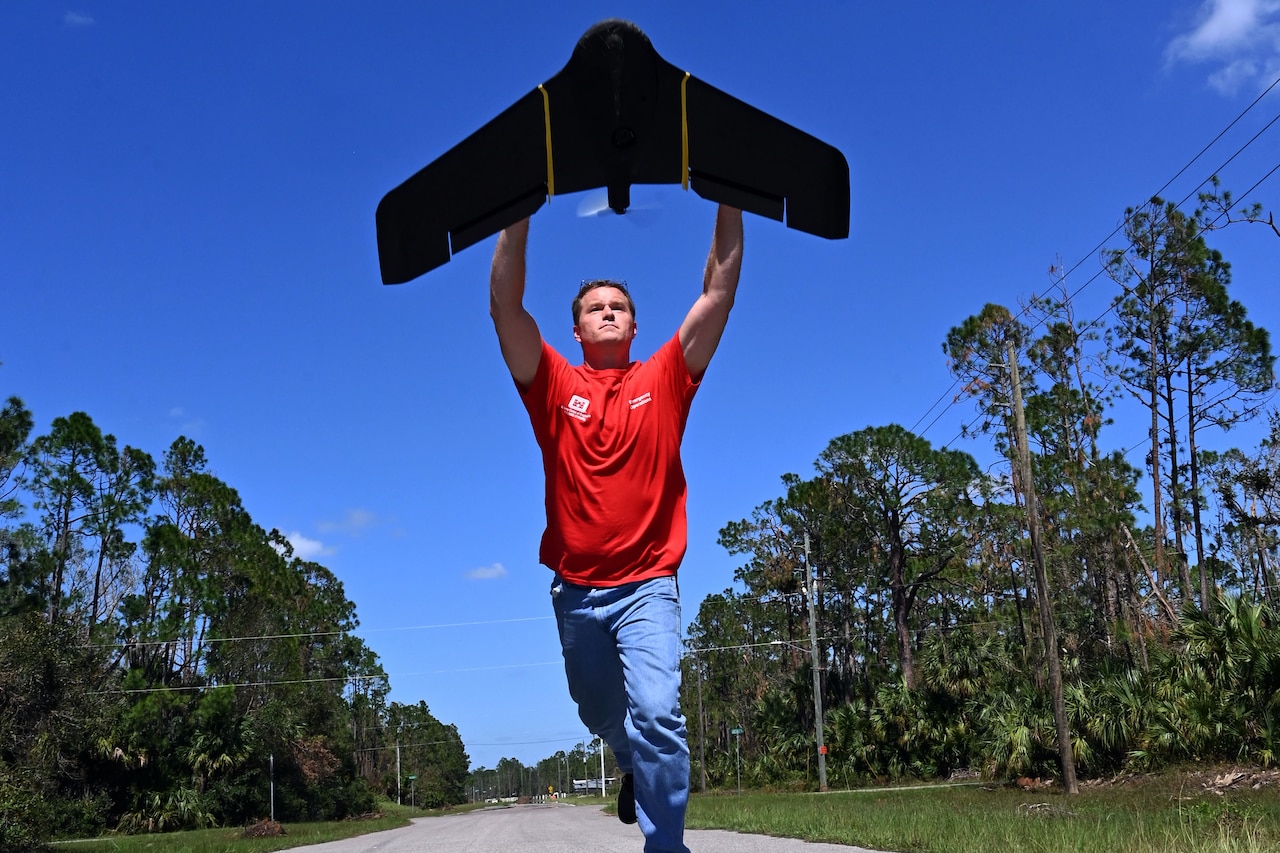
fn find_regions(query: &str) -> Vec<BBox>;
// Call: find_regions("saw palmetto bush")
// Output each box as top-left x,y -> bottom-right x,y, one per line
1132,596 -> 1279,767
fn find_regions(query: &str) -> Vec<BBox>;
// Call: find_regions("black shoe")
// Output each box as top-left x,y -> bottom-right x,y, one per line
617,773 -> 637,824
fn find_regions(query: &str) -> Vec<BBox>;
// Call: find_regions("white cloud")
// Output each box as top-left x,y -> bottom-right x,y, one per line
166,406 -> 206,437
467,562 -> 508,581
63,11 -> 95,27
283,531 -> 334,561
317,508 -> 377,536
1208,57 -> 1265,92
1167,0 -> 1280,94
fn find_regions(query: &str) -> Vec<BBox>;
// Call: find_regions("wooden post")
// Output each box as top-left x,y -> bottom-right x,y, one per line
1007,341 -> 1079,795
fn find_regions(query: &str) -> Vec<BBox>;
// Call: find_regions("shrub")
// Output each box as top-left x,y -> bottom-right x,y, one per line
0,768 -> 53,851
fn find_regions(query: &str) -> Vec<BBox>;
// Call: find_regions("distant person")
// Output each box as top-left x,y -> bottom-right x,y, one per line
489,204 -> 743,853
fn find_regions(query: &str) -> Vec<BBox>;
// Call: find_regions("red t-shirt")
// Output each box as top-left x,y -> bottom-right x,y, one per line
520,333 -> 699,587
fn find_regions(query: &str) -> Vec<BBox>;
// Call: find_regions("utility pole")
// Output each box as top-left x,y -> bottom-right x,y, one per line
696,655 -> 707,793
730,726 -> 743,795
803,533 -> 828,792
1006,341 -> 1079,795
396,733 -> 402,805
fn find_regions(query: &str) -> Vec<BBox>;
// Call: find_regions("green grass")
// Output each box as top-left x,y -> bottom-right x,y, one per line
685,778 -> 1280,853
58,801 -> 431,853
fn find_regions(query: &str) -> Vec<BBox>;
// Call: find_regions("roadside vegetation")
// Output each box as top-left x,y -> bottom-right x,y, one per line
685,772 -> 1280,853
61,801 -> 420,853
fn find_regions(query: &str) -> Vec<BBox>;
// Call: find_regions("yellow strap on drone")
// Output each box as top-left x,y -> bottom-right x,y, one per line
539,84 -> 555,197
680,72 -> 690,190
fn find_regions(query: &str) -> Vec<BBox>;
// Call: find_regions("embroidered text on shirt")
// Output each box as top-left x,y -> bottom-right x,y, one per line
562,394 -> 591,422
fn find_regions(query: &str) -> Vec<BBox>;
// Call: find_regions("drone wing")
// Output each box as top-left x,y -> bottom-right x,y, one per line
375,19 -> 849,284
375,91 -> 550,285
683,76 -> 849,241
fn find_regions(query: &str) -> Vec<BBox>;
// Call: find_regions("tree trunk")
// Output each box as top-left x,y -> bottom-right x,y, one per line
1162,366 -> 1193,604
1186,362 -> 1210,611
889,539 -> 915,690
1147,289 -> 1168,617
88,545 -> 106,641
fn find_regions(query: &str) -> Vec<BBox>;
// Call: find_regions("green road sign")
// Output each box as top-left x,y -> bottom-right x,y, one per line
730,727 -> 744,735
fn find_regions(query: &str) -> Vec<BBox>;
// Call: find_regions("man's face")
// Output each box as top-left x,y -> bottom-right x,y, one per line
573,286 -> 636,346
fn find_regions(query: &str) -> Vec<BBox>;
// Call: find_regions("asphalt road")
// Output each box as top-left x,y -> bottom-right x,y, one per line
282,803 -> 896,853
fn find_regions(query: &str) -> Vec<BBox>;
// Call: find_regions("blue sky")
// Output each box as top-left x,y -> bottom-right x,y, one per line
3,2 -> 1279,770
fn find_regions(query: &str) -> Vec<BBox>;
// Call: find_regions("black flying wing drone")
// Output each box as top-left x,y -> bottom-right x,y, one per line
375,19 -> 849,285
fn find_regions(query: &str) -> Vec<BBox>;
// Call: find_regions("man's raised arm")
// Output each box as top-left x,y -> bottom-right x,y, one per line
679,204 -> 743,381
490,217 -> 542,390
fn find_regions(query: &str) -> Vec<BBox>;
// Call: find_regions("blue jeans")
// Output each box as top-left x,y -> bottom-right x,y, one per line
551,574 -> 689,853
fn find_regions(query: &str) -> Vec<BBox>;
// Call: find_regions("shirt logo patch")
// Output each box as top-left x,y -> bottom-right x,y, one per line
629,392 -> 652,410
562,394 -> 591,422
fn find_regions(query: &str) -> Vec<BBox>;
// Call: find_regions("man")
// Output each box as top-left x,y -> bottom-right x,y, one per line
489,203 -> 743,853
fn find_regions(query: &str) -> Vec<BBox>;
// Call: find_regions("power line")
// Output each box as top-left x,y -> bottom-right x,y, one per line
362,616 -> 552,635
98,633 -> 937,696
1058,150 -> 1280,465
88,615 -> 553,651
909,380 -> 963,436
95,592 -> 877,657
90,658 -> 561,696
355,735 -> 597,757
1044,72 -> 1280,326
1032,79 -> 1280,334
934,151 -> 1280,458
103,634 -> 912,696
467,736 -> 590,748
353,739 -> 454,754
916,74 -> 1280,446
